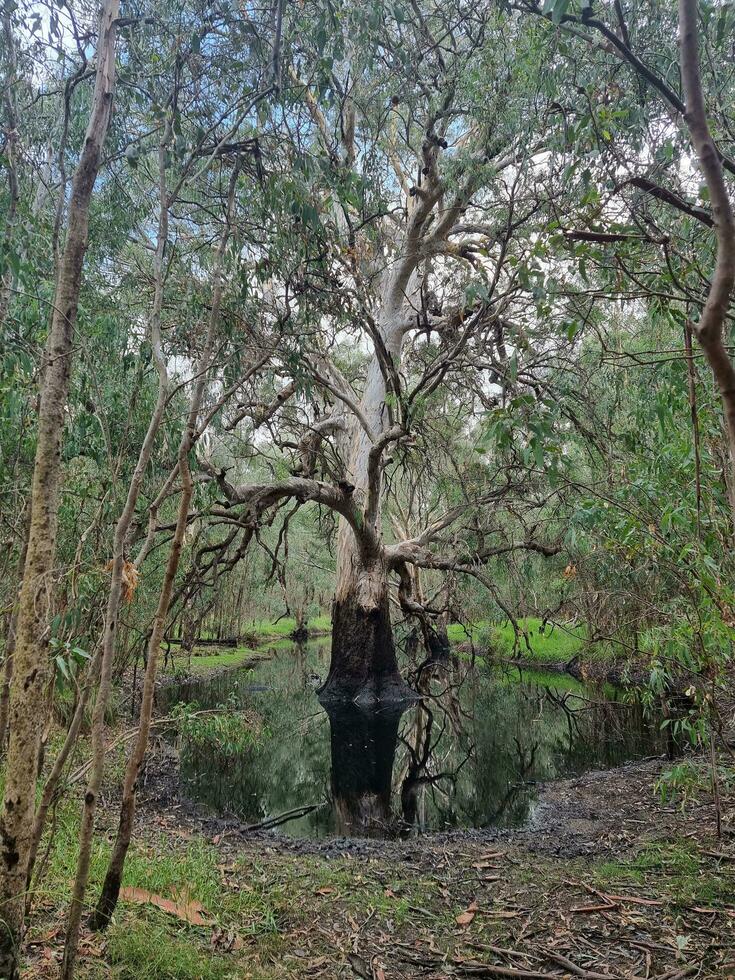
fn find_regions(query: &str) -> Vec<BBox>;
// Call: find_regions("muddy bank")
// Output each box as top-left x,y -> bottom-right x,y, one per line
38,738 -> 735,980
122,738 -> 723,865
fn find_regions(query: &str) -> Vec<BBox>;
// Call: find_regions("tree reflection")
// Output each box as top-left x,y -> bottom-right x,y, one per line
321,699 -> 410,837
171,644 -> 669,838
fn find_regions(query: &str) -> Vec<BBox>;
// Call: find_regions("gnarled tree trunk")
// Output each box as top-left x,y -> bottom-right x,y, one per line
321,315 -> 411,703
325,548 -> 402,702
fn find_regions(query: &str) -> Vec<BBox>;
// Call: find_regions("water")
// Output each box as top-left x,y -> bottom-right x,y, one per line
160,640 -> 667,839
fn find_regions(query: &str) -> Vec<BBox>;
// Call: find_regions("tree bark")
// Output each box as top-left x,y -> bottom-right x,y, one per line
0,4 -> 119,975
0,0 -> 19,331
323,306 -> 413,702
26,649 -> 100,893
323,551 -> 407,703
678,0 -> 735,533
0,512 -> 30,756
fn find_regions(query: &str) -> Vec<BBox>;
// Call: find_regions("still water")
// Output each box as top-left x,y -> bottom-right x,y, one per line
160,641 -> 666,839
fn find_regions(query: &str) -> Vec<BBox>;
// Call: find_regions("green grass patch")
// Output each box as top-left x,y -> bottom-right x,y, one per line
169,647 -> 258,674
595,838 -> 735,909
36,800 -> 224,913
104,923 -> 235,980
447,617 -> 596,665
164,617 -> 334,675
489,617 -> 585,661
446,621 -> 487,643
245,615 -> 331,638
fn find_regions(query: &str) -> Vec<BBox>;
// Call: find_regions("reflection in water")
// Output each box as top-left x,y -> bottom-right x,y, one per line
324,701 -> 408,837
161,641 -> 669,839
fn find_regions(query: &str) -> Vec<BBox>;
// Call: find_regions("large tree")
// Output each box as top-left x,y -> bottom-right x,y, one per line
196,0 -> 570,701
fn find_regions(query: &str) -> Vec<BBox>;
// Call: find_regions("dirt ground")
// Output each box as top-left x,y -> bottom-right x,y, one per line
70,745 -> 733,980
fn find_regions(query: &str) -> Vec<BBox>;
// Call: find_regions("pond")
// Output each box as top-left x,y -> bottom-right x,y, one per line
159,640 -> 668,839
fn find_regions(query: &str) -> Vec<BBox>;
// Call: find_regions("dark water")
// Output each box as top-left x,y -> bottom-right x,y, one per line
160,641 -> 667,839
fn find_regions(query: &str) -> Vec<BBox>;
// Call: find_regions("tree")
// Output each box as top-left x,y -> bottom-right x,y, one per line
0,4 -> 120,974
514,0 -> 735,531
200,0 -> 565,702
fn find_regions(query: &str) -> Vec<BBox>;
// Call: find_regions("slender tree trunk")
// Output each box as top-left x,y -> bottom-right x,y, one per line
0,6 -> 119,976
679,0 -> 735,535
26,650 -> 100,893
0,511 -> 30,755
90,174 -> 236,931
89,466 -> 194,931
0,0 -> 20,331
60,108 -> 173,980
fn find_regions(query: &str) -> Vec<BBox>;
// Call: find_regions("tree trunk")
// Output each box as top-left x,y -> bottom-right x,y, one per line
61,106 -> 173,980
324,307 -> 412,702
27,649 -> 100,892
90,169 -> 237,932
678,0 -> 735,536
88,466 -> 192,932
0,513 -> 30,756
323,550 -> 407,703
0,0 -> 20,332
0,5 -> 119,975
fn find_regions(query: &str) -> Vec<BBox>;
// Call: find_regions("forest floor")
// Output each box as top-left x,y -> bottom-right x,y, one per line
24,634 -> 732,979
24,738 -> 735,979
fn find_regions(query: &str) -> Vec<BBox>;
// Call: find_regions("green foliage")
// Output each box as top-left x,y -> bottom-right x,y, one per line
654,761 -> 734,810
488,617 -> 586,662
171,701 -> 259,755
49,637 -> 91,693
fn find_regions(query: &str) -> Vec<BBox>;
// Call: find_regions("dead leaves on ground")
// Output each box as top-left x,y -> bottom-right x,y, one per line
456,899 -> 478,927
119,886 -> 213,926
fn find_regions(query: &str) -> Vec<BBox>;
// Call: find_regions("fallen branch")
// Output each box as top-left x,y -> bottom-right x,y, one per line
243,802 -> 325,831
545,950 -> 623,979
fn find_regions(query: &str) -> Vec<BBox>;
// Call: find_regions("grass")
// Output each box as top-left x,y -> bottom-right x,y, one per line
595,837 -> 735,910
105,924 -> 235,980
489,616 -> 585,661
244,615 -> 331,639
34,815 -> 733,979
164,616 -> 333,674
169,647 -> 259,674
446,621 -> 486,643
28,793 -> 284,979
24,757 -> 735,980
165,614 -> 619,678
447,616 -> 594,665
27,778 -> 456,979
